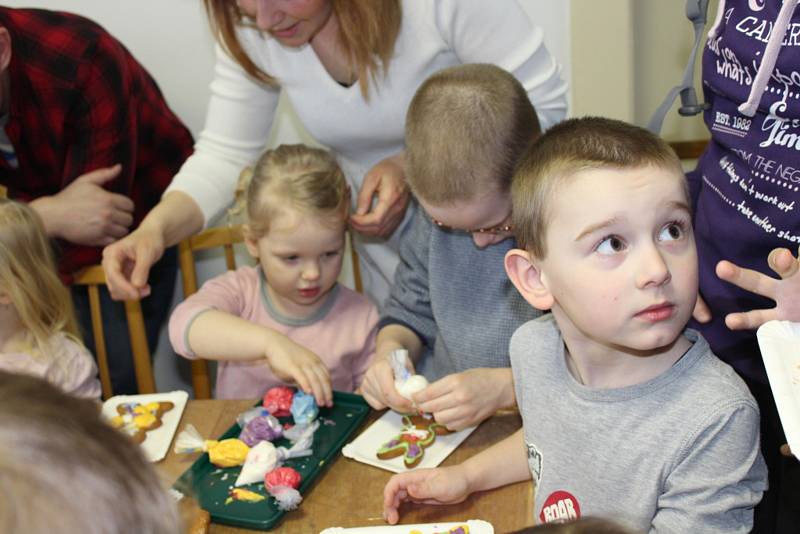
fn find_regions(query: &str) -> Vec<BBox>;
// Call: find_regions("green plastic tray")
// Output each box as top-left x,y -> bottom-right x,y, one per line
174,391 -> 370,530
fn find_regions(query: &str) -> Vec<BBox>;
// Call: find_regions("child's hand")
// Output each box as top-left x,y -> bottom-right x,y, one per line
717,246 -> 800,329
414,368 -> 513,431
360,355 -> 415,413
383,466 -> 471,525
266,338 -> 333,407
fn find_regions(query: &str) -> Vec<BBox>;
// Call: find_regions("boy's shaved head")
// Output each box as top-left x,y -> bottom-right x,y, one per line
405,63 -> 541,205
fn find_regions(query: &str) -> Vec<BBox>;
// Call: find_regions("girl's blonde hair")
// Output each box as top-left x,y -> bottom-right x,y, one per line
0,199 -> 81,353
202,0 -> 402,99
233,144 -> 349,239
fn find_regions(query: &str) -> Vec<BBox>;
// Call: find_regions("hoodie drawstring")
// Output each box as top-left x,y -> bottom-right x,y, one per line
708,0 -> 727,38
738,0 -> 800,117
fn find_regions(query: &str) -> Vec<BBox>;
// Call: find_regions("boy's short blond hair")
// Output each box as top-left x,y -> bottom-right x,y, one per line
512,117 -> 684,259
405,63 -> 541,205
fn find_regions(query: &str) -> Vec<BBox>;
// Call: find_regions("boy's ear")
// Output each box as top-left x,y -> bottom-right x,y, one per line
504,249 -> 554,311
0,291 -> 11,306
242,224 -> 260,259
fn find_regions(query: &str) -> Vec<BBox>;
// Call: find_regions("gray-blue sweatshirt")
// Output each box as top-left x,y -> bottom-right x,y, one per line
381,207 -> 540,380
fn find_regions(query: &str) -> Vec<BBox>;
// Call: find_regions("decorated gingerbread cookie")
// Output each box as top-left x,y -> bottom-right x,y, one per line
376,414 -> 451,468
110,401 -> 175,444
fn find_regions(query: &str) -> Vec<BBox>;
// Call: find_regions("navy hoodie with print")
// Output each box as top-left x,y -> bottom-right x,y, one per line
688,0 -> 800,384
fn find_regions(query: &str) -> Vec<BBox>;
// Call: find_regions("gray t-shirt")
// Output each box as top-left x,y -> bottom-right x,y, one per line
381,207 -> 540,380
510,315 -> 767,532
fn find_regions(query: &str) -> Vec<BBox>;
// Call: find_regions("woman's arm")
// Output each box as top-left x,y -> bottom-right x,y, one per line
103,191 -> 203,300
102,39 -> 280,300
435,0 -> 569,129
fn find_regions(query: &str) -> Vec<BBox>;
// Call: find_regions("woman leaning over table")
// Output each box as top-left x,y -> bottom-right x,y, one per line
102,0 -> 568,306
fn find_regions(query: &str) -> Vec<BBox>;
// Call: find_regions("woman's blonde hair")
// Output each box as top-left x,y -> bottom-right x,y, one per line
203,0 -> 401,99
233,144 -> 349,239
0,199 -> 81,354
0,371 -> 182,534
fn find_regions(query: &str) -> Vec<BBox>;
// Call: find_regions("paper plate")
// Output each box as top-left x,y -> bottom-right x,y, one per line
101,390 -> 188,462
757,320 -> 800,460
320,519 -> 494,533
342,410 -> 475,473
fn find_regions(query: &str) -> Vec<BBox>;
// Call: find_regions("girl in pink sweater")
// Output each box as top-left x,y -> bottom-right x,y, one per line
0,200 -> 100,400
169,145 -> 378,403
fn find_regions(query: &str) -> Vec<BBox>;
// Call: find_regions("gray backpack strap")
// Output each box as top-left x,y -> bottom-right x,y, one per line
647,0 -> 711,133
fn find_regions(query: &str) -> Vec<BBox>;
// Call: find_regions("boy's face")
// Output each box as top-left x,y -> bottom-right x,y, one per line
420,188 -> 513,249
245,208 -> 345,319
511,165 -> 698,354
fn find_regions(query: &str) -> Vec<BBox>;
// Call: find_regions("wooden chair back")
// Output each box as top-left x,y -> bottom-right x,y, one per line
72,265 -> 155,399
177,225 -> 245,399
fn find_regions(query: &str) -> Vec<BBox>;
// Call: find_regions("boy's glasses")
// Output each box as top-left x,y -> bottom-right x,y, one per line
430,216 -> 513,235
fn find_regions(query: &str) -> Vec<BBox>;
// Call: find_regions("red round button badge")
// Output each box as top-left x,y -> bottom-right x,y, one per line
539,490 -> 581,524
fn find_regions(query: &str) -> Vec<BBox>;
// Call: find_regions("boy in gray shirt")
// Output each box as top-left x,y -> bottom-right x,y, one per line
383,117 -> 767,532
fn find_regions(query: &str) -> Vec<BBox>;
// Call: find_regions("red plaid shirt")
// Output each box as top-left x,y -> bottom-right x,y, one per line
0,8 -> 193,282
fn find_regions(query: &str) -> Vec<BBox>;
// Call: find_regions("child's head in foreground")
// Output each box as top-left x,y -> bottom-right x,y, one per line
238,144 -> 349,319
510,516 -> 633,534
505,117 -> 698,354
405,63 -> 541,248
0,199 -> 81,352
0,370 -> 181,534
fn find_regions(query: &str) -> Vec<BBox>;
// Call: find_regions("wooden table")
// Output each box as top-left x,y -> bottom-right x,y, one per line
158,400 -> 533,533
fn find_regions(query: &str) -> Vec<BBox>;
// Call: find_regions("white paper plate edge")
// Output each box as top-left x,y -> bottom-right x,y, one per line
758,320 -> 800,460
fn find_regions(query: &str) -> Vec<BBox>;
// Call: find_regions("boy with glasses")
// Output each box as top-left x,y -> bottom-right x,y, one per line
361,64 -> 546,430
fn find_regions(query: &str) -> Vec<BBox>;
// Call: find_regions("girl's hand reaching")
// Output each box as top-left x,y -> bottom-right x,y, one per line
717,246 -> 800,329
383,466 -> 471,525
266,337 -> 333,407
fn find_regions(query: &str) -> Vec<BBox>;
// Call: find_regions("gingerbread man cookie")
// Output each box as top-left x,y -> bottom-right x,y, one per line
376,414 -> 452,468
110,401 -> 175,444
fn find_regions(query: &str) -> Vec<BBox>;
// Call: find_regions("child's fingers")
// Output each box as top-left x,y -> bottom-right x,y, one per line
383,476 -> 412,524
303,366 -> 329,407
716,260 -> 777,300
360,375 -> 388,409
311,364 -> 333,406
768,247 -> 799,279
724,309 -> 775,331
374,360 -> 414,411
414,377 -> 456,413
429,407 -> 473,431
290,366 -> 313,397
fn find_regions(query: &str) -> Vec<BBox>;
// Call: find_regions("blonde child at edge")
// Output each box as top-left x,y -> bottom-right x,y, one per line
383,118 -> 767,531
0,199 -> 100,400
168,145 -> 378,404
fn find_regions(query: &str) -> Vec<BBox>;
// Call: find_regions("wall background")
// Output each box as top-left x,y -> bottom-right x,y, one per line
5,0 -> 714,394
